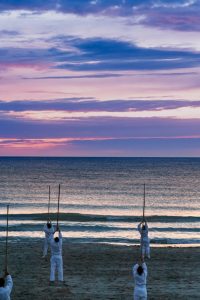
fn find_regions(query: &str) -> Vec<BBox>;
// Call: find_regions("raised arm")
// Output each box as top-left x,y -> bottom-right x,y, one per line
144,220 -> 148,231
58,231 -> 62,248
137,222 -> 142,233
142,262 -> 147,276
132,263 -> 139,276
43,224 -> 49,234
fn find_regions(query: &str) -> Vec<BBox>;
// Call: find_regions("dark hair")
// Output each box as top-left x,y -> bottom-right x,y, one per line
137,266 -> 143,276
54,237 -> 59,243
0,278 -> 5,287
47,222 -> 52,229
142,225 -> 146,230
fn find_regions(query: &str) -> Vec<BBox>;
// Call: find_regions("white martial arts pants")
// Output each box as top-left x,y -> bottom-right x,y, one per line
141,240 -> 150,259
134,286 -> 147,300
50,255 -> 63,282
43,238 -> 51,256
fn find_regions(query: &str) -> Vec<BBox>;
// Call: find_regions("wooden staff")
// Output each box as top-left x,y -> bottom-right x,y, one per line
5,205 -> 9,272
142,183 -> 146,222
48,185 -> 51,219
56,184 -> 61,228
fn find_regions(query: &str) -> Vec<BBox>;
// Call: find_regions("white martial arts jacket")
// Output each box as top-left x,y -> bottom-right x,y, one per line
50,232 -> 62,256
0,275 -> 13,300
138,223 -> 149,242
43,224 -> 54,240
133,263 -> 147,286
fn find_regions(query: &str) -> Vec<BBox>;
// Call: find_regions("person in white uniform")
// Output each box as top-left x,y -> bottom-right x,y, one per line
133,260 -> 147,300
50,227 -> 63,283
0,270 -> 13,300
43,219 -> 54,258
138,220 -> 150,259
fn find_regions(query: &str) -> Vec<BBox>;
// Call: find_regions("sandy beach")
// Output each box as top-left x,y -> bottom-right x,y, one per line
0,242 -> 199,299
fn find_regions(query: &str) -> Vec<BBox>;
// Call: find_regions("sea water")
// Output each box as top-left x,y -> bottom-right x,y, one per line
0,157 -> 200,246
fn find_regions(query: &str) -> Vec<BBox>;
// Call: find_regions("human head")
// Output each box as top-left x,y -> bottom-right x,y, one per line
137,265 -> 143,276
47,222 -> 52,229
142,224 -> 146,230
0,277 -> 5,287
54,237 -> 59,243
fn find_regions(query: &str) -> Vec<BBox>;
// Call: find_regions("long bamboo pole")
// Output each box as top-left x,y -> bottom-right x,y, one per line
57,184 -> 61,227
142,183 -> 146,221
48,185 -> 51,219
5,205 -> 9,271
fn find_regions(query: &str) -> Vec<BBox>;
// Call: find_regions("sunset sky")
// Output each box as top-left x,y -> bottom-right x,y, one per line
0,0 -> 200,156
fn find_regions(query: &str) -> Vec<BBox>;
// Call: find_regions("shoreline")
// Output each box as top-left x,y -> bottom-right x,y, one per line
1,238 -> 200,248
1,237 -> 200,249
0,242 -> 199,299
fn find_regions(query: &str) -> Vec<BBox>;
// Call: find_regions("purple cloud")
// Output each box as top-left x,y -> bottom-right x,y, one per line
141,5 -> 200,31
0,98 -> 200,113
24,73 -> 124,80
24,71 -> 198,80
0,0 -> 148,14
0,0 -> 199,32
47,37 -> 200,71
0,30 -> 20,36
1,37 -> 200,71
1,113 -> 200,139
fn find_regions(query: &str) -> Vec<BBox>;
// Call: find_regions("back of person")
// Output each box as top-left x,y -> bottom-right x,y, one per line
50,232 -> 64,282
44,224 -> 54,240
134,271 -> 146,286
51,238 -> 62,256
141,228 -> 148,242
133,263 -> 147,300
138,223 -> 149,242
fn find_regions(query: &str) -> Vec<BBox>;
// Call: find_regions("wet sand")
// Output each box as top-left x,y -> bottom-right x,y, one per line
0,242 -> 199,299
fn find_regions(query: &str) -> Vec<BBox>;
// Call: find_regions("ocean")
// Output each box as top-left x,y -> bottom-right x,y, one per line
0,157 -> 200,246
